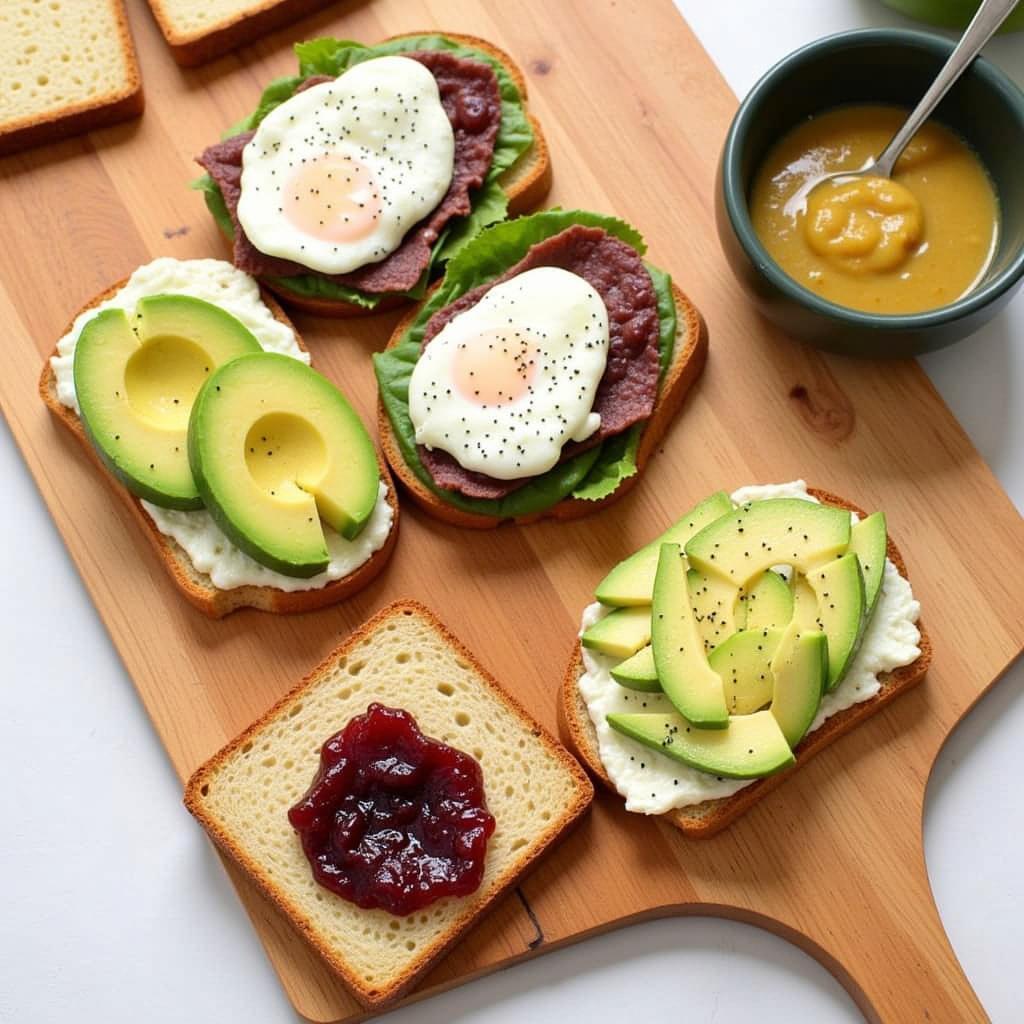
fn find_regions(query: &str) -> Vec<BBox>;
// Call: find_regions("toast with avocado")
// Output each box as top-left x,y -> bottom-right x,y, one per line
374,209 -> 708,529
39,260 -> 398,617
195,33 -> 551,316
559,485 -> 931,838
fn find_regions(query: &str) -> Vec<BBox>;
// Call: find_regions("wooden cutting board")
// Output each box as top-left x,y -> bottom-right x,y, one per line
2,0 -> 1022,1020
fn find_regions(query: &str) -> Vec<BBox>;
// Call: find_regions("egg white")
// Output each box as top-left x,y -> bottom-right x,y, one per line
408,267 -> 611,481
237,55 -> 455,275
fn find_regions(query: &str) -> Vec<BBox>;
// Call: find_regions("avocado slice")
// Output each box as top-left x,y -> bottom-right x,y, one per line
686,499 -> 851,588
652,543 -> 728,728
73,295 -> 261,508
738,570 -> 794,631
188,352 -> 380,578
849,511 -> 887,615
804,553 -> 866,690
769,622 -> 827,747
607,709 -> 795,779
687,568 -> 741,653
581,606 -> 651,659
610,645 -> 660,691
708,628 -> 782,715
792,574 -> 819,629
594,491 -> 732,606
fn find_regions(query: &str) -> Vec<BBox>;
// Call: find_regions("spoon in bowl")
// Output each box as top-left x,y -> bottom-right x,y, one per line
784,0 -> 1021,219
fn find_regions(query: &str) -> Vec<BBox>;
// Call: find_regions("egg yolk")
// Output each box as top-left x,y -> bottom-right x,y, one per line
452,329 -> 538,406
284,153 -> 382,243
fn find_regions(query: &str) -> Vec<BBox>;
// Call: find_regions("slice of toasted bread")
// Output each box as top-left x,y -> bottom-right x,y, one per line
559,488 -> 932,838
378,279 -> 708,528
38,280 -> 398,618
145,0 -> 336,67
185,600 -> 593,1007
0,0 -> 143,156
236,32 -> 552,317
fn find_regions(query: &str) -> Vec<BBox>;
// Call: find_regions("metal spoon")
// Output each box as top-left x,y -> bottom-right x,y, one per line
785,0 -> 1020,218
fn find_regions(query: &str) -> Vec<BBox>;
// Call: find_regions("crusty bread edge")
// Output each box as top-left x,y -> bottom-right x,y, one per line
376,278 -> 708,529
37,279 -> 399,618
235,31 -> 552,317
184,599 -> 595,1007
146,0 -> 336,67
558,488 -> 933,838
0,0 -> 144,157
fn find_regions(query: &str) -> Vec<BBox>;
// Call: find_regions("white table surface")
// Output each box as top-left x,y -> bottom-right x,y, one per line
2,2 -> 1022,1021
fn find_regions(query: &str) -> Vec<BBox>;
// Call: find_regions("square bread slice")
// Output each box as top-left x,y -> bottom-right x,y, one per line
0,0 -> 143,156
145,0 -> 337,66
185,601 -> 594,1007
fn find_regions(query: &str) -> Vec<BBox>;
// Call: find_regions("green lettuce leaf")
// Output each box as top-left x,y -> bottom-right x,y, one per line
199,35 -> 534,306
372,209 -> 677,520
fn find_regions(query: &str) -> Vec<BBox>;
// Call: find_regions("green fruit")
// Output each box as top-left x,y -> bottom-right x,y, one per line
581,606 -> 651,659
73,295 -> 261,508
739,570 -> 794,632
188,352 -> 380,578
610,645 -> 660,692
769,622 -> 827,748
708,628 -> 782,715
805,553 -> 867,690
687,568 -> 741,653
849,512 -> 887,615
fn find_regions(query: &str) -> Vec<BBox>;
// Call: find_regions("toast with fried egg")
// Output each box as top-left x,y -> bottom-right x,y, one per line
374,209 -> 708,528
195,33 -> 551,317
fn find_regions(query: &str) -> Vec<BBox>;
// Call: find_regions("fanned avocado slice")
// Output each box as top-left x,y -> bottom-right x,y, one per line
738,570 -> 794,631
769,622 -> 827,747
610,645 -> 660,692
594,491 -> 732,606
708,628 -> 782,715
686,499 -> 851,588
188,352 -> 380,578
652,543 -> 728,728
73,295 -> 262,508
849,511 -> 887,614
687,568 -> 741,653
805,552 -> 866,690
607,709 -> 795,779
581,606 -> 651,659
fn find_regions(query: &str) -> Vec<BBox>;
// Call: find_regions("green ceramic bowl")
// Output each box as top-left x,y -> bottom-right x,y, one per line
716,29 -> 1024,358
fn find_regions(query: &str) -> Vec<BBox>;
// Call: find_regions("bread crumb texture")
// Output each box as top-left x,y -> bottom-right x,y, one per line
0,1 -> 134,126
150,0 -> 277,37
195,606 -> 578,993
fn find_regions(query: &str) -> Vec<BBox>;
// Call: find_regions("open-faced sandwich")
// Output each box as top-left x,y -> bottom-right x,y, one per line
560,481 -> 930,837
39,258 -> 398,617
186,601 -> 593,1007
374,208 -> 707,528
195,33 -> 550,316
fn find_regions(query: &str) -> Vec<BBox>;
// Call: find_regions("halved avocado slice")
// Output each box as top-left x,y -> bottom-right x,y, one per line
708,628 -> 782,715
594,491 -> 732,606
769,622 -> 827,747
805,552 -> 866,690
686,499 -> 851,588
607,709 -> 795,779
188,352 -> 380,578
581,606 -> 651,659
652,543 -> 728,728
687,568 -> 741,653
738,570 -> 794,631
73,295 -> 261,508
610,645 -> 660,692
849,511 -> 887,615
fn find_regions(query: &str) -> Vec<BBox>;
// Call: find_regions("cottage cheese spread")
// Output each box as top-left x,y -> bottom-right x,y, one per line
52,258 -> 392,592
578,481 -> 921,814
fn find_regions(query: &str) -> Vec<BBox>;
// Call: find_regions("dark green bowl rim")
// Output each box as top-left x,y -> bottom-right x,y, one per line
721,27 -> 1024,332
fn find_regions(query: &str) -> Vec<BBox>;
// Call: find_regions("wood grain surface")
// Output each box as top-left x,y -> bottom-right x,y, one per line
2,1 -> 1023,1021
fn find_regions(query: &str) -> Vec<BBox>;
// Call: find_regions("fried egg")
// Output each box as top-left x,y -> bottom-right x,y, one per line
236,56 -> 455,275
408,267 -> 611,480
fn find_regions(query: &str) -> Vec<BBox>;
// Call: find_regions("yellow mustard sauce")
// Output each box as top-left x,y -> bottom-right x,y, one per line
750,105 -> 999,314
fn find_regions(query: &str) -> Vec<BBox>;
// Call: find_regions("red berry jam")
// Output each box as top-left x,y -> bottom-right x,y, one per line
288,704 -> 496,916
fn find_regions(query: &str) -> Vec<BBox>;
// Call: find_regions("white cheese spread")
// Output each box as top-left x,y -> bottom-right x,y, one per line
578,480 -> 922,814
52,258 -> 392,592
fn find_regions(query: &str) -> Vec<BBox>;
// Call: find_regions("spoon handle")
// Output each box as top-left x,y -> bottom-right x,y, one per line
875,0 -> 1020,176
